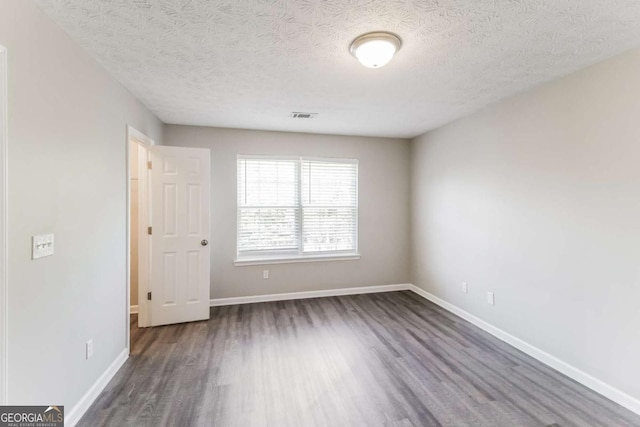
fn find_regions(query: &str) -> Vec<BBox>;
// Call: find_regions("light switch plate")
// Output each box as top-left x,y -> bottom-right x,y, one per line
32,233 -> 54,259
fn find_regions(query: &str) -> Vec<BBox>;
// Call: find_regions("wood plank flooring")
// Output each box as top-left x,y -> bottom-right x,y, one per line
79,291 -> 640,426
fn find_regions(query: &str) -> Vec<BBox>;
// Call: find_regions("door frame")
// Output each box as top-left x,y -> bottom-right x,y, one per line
126,125 -> 154,346
0,45 -> 8,405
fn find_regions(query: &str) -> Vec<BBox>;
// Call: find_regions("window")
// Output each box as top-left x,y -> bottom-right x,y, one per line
237,155 -> 358,263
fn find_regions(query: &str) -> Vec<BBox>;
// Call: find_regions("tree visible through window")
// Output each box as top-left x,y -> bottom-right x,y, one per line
237,156 -> 358,260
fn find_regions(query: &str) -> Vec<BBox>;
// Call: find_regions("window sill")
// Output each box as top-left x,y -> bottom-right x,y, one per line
234,253 -> 361,267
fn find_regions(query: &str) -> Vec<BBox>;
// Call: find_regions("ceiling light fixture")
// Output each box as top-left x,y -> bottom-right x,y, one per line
349,31 -> 402,69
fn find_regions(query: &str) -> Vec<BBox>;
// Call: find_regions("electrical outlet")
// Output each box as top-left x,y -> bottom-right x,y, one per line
86,339 -> 93,360
263,270 -> 269,280
462,282 -> 468,294
487,292 -> 495,306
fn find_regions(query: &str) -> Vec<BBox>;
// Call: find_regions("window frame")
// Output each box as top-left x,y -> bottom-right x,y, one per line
235,154 -> 359,266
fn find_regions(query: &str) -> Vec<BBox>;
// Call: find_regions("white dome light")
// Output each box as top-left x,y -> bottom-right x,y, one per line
349,32 -> 402,68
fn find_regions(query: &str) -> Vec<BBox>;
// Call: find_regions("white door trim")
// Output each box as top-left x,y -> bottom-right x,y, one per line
126,126 -> 154,347
0,45 -> 8,405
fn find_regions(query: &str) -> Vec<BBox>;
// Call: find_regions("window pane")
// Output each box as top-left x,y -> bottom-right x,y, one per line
303,207 -> 356,253
237,156 -> 358,258
238,208 -> 298,253
238,158 -> 298,206
302,160 -> 357,207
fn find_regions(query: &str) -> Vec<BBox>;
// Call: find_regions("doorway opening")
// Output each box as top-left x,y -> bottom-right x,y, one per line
127,126 -> 153,340
127,130 -> 211,337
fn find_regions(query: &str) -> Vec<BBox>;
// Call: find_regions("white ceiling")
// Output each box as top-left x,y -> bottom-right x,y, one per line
36,0 -> 640,138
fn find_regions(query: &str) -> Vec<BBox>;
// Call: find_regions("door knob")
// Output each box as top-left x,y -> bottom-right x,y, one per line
201,239 -> 209,246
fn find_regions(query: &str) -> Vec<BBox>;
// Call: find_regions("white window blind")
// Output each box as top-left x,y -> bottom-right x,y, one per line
237,156 -> 358,260
302,159 -> 357,253
237,157 -> 299,255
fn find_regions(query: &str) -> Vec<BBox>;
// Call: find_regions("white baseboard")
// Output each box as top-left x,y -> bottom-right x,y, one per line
130,305 -> 139,314
407,284 -> 640,417
210,283 -> 411,307
65,349 -> 129,427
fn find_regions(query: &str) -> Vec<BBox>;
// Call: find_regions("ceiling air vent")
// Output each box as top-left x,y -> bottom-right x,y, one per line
291,112 -> 318,119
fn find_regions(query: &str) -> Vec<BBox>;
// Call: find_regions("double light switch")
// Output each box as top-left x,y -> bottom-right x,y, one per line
32,233 -> 54,259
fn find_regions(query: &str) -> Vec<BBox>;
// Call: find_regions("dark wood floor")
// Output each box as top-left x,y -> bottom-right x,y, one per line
79,291 -> 640,426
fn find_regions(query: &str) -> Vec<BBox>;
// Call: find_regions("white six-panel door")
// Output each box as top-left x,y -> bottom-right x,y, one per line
149,146 -> 210,326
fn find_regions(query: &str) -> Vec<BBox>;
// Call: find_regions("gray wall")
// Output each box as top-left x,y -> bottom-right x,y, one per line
411,48 -> 640,401
164,125 -> 411,299
1,0 -> 163,408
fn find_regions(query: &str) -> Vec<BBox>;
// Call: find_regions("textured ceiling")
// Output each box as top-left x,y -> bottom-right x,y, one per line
36,0 -> 640,138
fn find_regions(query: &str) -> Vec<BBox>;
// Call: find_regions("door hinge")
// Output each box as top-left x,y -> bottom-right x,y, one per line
147,226 -> 152,235
147,292 -> 152,301
147,161 -> 152,169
